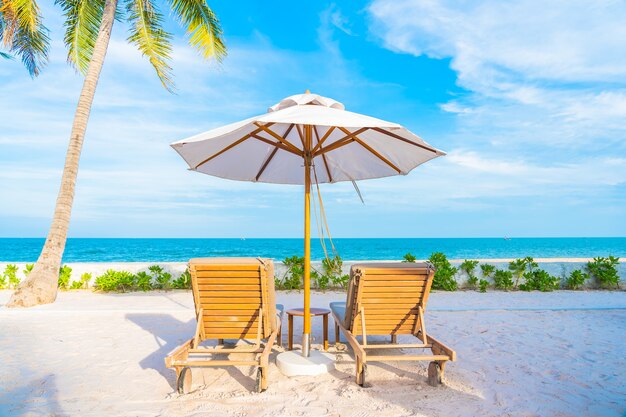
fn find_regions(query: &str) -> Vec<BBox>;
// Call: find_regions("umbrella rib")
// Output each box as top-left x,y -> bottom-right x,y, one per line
337,127 -> 402,174
313,127 -> 369,157
253,122 -> 302,154
250,133 -> 302,156
310,126 -> 336,154
371,127 -> 439,154
254,124 -> 295,181
313,126 -> 333,182
295,124 -> 306,150
192,123 -> 273,169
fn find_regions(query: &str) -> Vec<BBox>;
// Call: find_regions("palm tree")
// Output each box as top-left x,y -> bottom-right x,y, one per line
8,0 -> 226,307
0,0 -> 50,75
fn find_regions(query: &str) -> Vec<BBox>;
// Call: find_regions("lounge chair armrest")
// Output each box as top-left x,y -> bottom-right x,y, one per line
165,338 -> 193,368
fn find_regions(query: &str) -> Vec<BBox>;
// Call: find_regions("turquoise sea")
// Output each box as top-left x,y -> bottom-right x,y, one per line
0,238 -> 624,262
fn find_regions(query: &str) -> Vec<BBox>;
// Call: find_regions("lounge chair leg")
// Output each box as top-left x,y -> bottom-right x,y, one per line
356,359 -> 367,387
427,361 -> 444,387
391,335 -> 397,344
256,367 -> 268,393
335,321 -> 340,344
176,366 -> 192,394
217,338 -> 224,346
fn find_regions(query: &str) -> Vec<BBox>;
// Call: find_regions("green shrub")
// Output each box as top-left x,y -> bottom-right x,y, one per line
320,255 -> 349,289
172,269 -> 192,289
58,265 -> 72,290
586,256 -> 620,289
493,269 -> 514,291
429,252 -> 458,291
2,264 -> 19,289
479,279 -> 489,293
149,265 -> 172,290
564,270 -> 588,290
69,272 -> 92,290
23,263 -> 34,276
94,270 -> 136,292
460,260 -> 479,289
314,273 -> 331,290
402,252 -> 417,263
519,269 -> 560,292
135,271 -> 153,291
509,257 -> 538,289
277,256 -> 320,290
480,264 -> 496,280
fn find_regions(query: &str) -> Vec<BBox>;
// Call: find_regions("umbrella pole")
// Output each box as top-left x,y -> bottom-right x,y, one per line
302,125 -> 312,357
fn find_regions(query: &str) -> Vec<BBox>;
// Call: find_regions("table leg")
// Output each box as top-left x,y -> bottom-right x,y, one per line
288,314 -> 293,351
323,314 -> 328,351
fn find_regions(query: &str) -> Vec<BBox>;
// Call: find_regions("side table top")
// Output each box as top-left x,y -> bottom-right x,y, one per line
286,307 -> 330,317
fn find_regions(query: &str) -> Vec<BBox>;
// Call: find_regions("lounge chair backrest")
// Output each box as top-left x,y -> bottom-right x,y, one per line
189,258 -> 277,340
343,262 -> 434,335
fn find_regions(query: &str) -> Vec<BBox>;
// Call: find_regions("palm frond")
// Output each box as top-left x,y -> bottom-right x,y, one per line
167,0 -> 225,62
1,50 -> 14,59
1,0 -> 50,76
56,0 -> 105,74
126,0 -> 174,91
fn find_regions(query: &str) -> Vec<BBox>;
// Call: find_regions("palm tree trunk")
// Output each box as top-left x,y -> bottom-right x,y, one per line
7,0 -> 118,308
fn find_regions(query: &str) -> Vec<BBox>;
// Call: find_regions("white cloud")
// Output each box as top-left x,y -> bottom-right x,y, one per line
368,0 -> 626,149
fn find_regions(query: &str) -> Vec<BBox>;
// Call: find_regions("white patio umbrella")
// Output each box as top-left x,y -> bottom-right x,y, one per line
171,92 -> 445,357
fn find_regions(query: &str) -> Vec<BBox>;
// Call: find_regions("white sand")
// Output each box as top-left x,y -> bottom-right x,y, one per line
1,290 -> 624,417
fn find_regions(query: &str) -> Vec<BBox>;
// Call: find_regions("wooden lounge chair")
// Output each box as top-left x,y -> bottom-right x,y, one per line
165,258 -> 284,393
329,262 -> 456,387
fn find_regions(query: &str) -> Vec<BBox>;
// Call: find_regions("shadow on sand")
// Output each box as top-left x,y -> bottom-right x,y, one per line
125,313 -> 260,392
0,374 -> 64,416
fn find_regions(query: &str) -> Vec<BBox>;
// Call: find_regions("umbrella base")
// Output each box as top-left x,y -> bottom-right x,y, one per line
276,350 -> 335,377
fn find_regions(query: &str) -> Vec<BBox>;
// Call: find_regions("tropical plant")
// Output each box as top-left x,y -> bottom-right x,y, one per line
460,259 -> 479,289
0,0 -> 50,75
8,0 -> 226,308
508,257 -> 537,289
149,265 -> 171,290
276,256 -> 320,290
23,263 -> 34,276
493,269 -> 514,291
564,270 -> 588,290
94,269 -> 136,292
586,256 -> 620,289
479,279 -> 489,293
519,269 -> 560,292
480,264 -> 496,280
0,270 -> 6,289
320,255 -> 348,289
428,252 -> 458,291
2,264 -> 19,289
69,272 -> 91,289
135,271 -> 153,291
172,269 -> 191,289
402,252 -> 416,263
57,265 -> 72,289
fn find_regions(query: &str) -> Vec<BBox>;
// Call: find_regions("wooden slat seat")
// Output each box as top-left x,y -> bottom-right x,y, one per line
330,262 -> 456,387
165,258 -> 283,394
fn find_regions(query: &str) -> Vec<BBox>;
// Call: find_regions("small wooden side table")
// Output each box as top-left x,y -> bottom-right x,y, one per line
286,308 -> 330,351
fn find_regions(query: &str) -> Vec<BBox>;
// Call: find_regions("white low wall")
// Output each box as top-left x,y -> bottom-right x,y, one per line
1,259 -> 624,289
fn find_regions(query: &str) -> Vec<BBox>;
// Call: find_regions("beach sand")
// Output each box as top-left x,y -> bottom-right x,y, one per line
0,290 -> 624,417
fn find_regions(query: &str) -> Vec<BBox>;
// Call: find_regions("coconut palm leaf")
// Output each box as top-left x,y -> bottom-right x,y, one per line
167,0 -> 225,61
0,0 -> 49,76
125,0 -> 174,91
56,0 -> 105,74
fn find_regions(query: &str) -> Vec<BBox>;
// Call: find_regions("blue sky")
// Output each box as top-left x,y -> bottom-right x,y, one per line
1,0 -> 625,238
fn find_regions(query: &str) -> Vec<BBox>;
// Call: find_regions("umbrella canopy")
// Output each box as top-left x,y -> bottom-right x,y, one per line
171,92 -> 445,358
171,93 -> 445,184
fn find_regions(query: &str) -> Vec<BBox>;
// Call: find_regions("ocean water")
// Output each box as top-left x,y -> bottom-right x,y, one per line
0,238 -> 624,262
